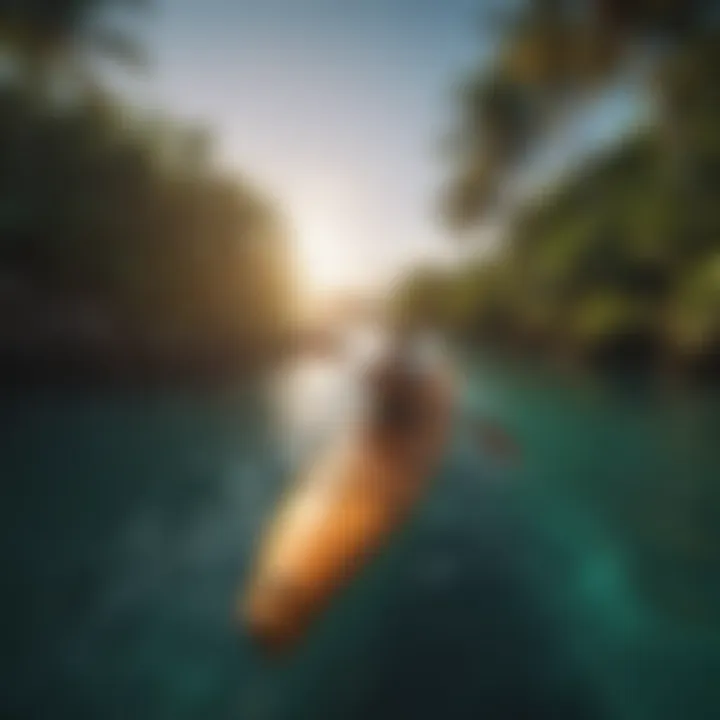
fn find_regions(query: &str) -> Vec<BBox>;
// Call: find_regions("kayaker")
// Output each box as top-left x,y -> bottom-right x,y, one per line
240,330 -> 454,653
362,329 -> 447,439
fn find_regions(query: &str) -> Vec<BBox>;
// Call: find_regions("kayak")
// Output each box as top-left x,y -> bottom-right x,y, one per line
239,364 -> 454,653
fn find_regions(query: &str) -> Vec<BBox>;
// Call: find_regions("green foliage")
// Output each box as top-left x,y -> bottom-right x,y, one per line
400,113 -> 720,369
668,255 -> 720,355
417,1 -> 720,372
0,87 -> 293,345
0,0 -> 294,367
445,0 -> 720,229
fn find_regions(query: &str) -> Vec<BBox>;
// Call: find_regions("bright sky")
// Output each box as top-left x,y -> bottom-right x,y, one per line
120,0 -> 484,297
122,0 -> 638,301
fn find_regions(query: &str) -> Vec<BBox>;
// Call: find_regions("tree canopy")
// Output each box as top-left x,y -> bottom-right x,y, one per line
398,0 -> 720,372
0,0 -> 295,377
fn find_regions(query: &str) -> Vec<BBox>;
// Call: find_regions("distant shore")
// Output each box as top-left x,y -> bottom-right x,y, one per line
454,332 -> 720,387
0,272 -> 350,389
0,330 -> 346,390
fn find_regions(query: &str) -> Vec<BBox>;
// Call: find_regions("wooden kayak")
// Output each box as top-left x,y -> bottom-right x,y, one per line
239,364 -> 454,653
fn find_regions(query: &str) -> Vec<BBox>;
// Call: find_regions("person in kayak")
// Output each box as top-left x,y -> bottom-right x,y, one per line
365,332 -> 520,465
240,330 -> 454,653
362,330 -> 449,445
366,339 -> 424,434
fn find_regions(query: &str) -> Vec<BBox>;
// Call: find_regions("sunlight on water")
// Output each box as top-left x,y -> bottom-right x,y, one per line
271,358 -> 358,464
271,323 -> 396,463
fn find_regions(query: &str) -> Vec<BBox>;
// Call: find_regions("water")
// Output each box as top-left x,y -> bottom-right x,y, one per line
1,356 -> 719,720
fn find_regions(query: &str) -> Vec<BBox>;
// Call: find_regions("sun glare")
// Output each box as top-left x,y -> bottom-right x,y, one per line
296,214 -> 355,298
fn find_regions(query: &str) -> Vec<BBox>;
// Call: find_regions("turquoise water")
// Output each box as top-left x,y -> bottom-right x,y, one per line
1,358 -> 719,720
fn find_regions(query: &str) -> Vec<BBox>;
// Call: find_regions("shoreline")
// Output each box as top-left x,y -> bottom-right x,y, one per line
0,327 -> 347,392
2,338 -> 718,394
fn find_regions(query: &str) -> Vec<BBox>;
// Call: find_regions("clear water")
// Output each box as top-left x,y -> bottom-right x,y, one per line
1,356 -> 719,720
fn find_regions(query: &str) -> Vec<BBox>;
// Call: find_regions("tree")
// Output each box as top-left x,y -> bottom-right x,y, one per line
445,0 -> 720,228
0,0 -> 147,95
0,0 -> 295,373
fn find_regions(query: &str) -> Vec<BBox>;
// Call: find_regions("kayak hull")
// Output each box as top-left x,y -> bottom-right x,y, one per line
239,368 -> 453,653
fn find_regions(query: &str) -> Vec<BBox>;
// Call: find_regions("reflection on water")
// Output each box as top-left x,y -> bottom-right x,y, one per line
271,358 -> 360,466
1,358 -> 719,720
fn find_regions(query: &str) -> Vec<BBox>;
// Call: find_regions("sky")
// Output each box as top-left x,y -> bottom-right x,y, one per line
119,0 -> 486,296
121,0 -> 639,300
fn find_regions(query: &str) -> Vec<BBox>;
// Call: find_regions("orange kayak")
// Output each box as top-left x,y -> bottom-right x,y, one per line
239,365 -> 454,653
